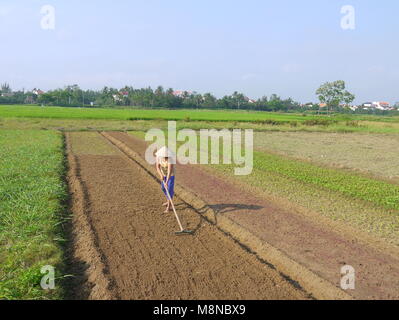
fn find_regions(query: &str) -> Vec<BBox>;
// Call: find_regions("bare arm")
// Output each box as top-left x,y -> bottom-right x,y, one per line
156,158 -> 164,180
166,163 -> 173,183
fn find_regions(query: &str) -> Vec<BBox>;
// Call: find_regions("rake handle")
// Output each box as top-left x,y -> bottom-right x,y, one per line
162,179 -> 184,232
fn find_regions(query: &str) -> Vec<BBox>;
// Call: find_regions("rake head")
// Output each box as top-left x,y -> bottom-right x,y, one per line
175,230 -> 194,236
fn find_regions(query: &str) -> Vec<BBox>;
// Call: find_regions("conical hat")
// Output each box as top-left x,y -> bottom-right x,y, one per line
155,146 -> 175,158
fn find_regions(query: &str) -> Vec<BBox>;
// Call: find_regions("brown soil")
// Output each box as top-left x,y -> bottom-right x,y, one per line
65,132 -> 309,300
108,131 -> 399,300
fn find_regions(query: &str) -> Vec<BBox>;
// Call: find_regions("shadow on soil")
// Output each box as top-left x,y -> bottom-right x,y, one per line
59,133 -> 93,300
174,203 -> 264,236
207,203 -> 264,215
199,203 -> 263,225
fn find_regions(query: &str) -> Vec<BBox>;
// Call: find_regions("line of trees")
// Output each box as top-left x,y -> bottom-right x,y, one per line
0,83 -> 302,112
1,81 -> 398,115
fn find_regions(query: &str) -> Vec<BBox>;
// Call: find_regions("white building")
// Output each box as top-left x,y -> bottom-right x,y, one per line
372,101 -> 391,110
32,88 -> 45,96
112,94 -> 122,102
173,90 -> 193,98
360,101 -> 392,111
361,102 -> 373,109
350,105 -> 359,111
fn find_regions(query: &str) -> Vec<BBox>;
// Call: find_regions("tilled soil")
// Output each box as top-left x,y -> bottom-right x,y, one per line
66,132 -> 309,300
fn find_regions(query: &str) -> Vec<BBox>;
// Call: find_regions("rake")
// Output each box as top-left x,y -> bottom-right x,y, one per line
162,180 -> 193,236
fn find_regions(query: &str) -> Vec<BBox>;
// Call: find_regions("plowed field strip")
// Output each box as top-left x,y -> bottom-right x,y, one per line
66,132 -> 309,300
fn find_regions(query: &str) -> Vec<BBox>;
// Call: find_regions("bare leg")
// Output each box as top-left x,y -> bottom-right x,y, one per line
164,200 -> 172,213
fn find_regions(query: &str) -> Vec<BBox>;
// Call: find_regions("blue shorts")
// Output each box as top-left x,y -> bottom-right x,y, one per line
161,176 -> 175,199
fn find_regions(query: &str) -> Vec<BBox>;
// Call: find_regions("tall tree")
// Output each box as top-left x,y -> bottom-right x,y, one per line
316,80 -> 355,115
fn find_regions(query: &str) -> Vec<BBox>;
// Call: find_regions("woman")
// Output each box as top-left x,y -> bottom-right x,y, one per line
155,147 -> 176,213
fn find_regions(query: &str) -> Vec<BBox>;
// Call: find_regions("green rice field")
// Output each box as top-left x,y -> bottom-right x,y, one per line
0,105 -> 341,122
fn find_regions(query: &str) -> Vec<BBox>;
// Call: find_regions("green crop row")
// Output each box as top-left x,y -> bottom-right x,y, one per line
250,151 -> 399,211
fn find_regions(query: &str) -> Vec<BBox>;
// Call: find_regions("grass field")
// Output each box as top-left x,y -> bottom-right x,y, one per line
0,130 -> 67,300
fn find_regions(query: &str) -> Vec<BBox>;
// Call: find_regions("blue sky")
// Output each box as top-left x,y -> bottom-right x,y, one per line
0,0 -> 398,104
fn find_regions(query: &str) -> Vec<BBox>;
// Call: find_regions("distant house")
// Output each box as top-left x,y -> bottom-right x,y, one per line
172,90 -> 193,98
113,91 -> 129,102
32,89 -> 45,96
244,97 -> 256,104
173,90 -> 183,97
350,105 -> 359,111
372,101 -> 391,110
113,94 -> 122,102
359,101 -> 393,111
319,103 -> 327,108
301,102 -> 315,108
362,102 -> 373,109
1,92 -> 14,97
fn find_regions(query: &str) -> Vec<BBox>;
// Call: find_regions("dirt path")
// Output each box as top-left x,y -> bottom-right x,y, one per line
107,131 -> 399,300
66,132 -> 309,300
